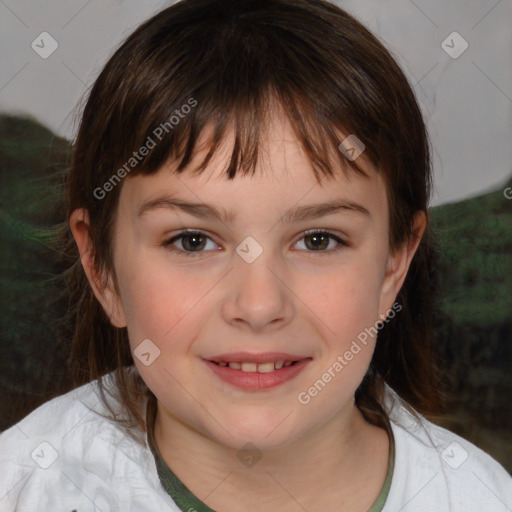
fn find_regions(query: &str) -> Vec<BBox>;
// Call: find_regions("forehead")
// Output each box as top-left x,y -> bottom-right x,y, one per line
118,113 -> 388,223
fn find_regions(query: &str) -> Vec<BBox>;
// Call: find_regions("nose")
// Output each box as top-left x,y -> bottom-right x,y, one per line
221,246 -> 294,332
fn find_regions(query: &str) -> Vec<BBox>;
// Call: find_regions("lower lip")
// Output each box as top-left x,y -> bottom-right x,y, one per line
204,359 -> 311,391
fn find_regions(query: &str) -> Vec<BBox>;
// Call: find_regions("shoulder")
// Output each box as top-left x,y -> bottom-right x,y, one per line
0,374 -> 178,511
382,385 -> 512,511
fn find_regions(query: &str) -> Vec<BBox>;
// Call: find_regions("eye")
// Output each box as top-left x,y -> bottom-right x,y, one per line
163,229 -> 348,258
163,230 -> 220,257
294,230 -> 348,255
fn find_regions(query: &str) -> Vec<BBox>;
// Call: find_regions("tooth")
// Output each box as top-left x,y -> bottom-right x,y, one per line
223,361 -> 295,372
241,362 -> 257,372
257,362 -> 275,373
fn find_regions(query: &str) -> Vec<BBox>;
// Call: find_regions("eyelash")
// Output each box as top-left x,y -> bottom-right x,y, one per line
162,229 -> 348,258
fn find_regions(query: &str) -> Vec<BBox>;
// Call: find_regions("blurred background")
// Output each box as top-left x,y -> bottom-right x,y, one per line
0,0 -> 511,472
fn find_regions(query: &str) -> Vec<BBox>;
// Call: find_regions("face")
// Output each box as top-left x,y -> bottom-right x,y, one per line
77,112 -> 421,452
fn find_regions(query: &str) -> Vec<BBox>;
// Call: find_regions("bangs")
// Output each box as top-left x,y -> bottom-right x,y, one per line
135,90 -> 371,183
86,0 -> 390,190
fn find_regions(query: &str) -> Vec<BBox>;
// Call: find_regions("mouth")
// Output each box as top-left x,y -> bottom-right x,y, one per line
204,353 -> 312,391
209,360 -> 301,372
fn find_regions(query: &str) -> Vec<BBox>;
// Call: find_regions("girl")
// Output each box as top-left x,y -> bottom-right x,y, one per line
1,0 -> 511,510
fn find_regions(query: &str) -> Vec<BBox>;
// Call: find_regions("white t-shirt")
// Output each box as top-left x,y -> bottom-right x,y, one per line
0,374 -> 511,511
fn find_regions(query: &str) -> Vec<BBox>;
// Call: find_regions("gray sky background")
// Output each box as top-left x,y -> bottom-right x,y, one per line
0,0 -> 511,206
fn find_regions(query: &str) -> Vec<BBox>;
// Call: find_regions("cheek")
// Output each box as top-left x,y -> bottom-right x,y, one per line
119,266 -> 208,398
293,263 -> 384,415
120,267 -> 208,345
297,258 -> 384,346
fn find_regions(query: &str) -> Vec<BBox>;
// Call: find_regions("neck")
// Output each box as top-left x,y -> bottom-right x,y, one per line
151,398 -> 390,511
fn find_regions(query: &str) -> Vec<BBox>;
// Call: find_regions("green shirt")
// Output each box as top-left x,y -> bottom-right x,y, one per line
148,425 -> 394,512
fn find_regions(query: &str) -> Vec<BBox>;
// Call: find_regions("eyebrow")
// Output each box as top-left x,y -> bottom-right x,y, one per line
137,196 -> 371,223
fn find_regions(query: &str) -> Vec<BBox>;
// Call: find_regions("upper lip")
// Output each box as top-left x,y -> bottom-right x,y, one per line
206,352 -> 311,364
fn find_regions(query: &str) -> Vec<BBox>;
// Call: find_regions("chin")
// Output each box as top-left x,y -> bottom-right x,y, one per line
203,411 -> 305,452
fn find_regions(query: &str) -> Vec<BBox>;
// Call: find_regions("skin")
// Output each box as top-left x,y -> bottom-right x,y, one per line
71,109 -> 426,511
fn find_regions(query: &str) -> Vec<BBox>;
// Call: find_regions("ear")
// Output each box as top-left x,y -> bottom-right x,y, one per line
378,210 -> 427,318
69,208 -> 127,328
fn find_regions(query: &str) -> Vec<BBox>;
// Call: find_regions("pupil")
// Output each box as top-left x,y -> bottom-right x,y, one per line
184,234 -> 204,251
308,233 -> 327,250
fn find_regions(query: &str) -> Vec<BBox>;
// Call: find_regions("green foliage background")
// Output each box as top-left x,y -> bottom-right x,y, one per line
1,114 -> 511,471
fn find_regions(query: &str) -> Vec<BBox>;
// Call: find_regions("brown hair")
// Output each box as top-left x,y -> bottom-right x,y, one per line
60,0 -> 448,439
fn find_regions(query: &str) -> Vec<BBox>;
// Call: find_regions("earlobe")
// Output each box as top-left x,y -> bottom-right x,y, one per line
69,208 -> 127,328
378,211 -> 427,316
